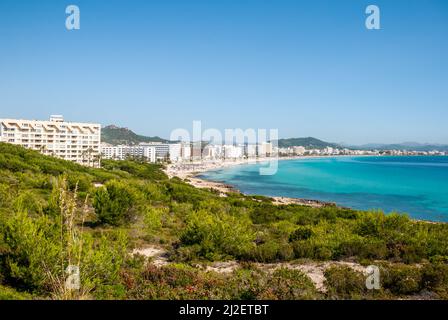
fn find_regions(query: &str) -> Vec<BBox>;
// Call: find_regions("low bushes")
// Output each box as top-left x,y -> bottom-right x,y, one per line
122,263 -> 320,300
93,180 -> 137,226
324,266 -> 369,299
289,226 -> 313,242
325,263 -> 448,299
0,285 -> 32,300
179,209 -> 256,261
0,178 -> 128,298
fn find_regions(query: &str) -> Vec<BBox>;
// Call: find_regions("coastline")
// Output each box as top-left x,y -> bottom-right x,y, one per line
164,155 -> 448,221
164,155 -> 347,207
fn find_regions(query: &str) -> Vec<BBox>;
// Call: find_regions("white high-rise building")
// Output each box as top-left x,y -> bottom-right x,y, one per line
257,142 -> 273,157
203,144 -> 223,159
139,143 -> 169,160
0,115 -> 101,167
143,146 -> 157,163
102,142 -> 183,163
168,143 -> 182,162
101,144 -> 156,163
244,144 -> 257,158
181,143 -> 192,161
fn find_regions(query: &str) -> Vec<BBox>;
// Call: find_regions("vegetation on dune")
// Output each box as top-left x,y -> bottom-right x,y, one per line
121,262 -> 320,300
0,142 -> 448,300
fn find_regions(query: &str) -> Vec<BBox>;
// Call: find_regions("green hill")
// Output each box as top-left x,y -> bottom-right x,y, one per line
0,142 -> 447,300
274,137 -> 340,149
102,125 -> 170,145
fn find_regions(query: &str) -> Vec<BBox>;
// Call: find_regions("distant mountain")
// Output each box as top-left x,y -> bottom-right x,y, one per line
353,142 -> 448,152
102,125 -> 171,145
274,137 -> 340,149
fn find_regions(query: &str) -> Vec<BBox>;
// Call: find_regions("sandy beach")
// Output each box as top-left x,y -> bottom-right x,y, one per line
164,156 -> 339,207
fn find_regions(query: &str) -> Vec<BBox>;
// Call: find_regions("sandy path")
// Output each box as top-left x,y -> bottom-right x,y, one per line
132,246 -> 368,293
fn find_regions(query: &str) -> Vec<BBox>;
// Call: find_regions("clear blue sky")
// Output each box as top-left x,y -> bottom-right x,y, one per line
1,0 -> 447,144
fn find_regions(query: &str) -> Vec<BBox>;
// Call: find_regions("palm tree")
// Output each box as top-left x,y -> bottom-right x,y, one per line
86,147 -> 95,167
39,145 -> 47,155
93,153 -> 101,168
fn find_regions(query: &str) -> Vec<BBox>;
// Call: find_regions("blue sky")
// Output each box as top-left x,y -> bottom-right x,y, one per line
0,0 -> 447,144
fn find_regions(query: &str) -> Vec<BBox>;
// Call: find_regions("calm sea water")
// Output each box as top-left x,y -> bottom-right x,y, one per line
199,156 -> 448,222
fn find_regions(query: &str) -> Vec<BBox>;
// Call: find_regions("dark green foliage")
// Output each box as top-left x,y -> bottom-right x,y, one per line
93,180 -> 136,226
101,159 -> 167,181
324,263 -> 448,300
289,226 -> 313,242
0,285 -> 32,300
324,266 -> 368,299
122,263 -> 319,300
179,209 -> 255,261
380,263 -> 423,295
421,263 -> 448,298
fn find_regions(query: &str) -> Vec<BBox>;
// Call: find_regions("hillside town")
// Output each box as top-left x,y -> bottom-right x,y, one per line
1,115 -> 447,167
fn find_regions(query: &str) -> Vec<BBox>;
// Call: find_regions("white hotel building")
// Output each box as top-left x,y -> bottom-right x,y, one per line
101,144 -> 156,163
101,143 -> 184,163
0,115 -> 101,167
139,143 -> 183,162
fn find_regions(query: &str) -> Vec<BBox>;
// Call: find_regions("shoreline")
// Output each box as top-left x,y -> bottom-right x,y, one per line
164,155 -> 356,207
164,155 -> 448,221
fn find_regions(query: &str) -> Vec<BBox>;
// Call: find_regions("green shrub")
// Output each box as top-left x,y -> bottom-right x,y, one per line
1,211 -> 60,292
421,263 -> 448,298
144,206 -> 168,233
0,183 -> 13,209
324,266 -> 367,299
380,264 -> 422,295
12,191 -> 43,215
250,204 -> 280,224
1,209 -> 128,298
289,226 -> 313,242
179,209 -> 255,261
292,240 -> 316,259
0,285 -> 33,300
93,180 -> 136,225
263,268 -> 319,299
0,179 -> 128,298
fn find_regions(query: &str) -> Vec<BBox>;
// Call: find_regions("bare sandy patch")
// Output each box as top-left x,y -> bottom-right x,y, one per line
132,246 -> 169,267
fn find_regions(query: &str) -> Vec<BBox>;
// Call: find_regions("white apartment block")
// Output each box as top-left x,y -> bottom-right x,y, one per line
0,115 -> 101,167
101,144 -> 156,163
168,143 -> 182,162
257,142 -> 273,157
140,143 -> 169,160
140,142 -> 184,162
244,144 -> 257,158
223,144 -> 244,159
181,143 -> 192,160
203,144 -> 223,159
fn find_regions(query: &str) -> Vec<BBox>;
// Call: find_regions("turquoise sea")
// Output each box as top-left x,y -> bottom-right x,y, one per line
199,156 -> 448,222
